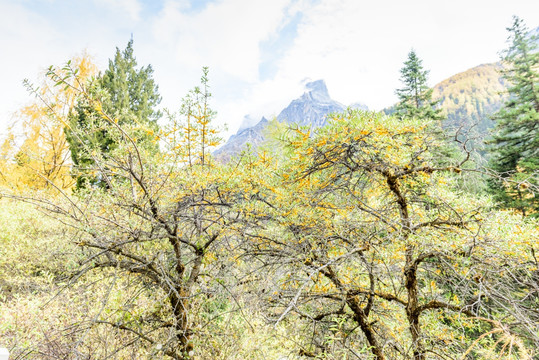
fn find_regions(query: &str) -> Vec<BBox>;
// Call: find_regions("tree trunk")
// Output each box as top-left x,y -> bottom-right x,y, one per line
405,250 -> 425,360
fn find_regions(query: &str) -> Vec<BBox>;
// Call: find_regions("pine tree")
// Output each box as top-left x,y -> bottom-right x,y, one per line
100,39 -> 161,127
394,49 -> 457,170
66,39 -> 161,188
395,49 -> 443,121
488,17 -> 539,217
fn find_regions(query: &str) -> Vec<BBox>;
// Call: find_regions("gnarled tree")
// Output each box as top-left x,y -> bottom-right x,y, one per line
13,66 -> 245,359
240,110 -> 538,359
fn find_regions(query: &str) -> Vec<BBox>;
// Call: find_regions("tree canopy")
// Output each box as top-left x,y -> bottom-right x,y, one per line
0,54 -> 97,190
488,16 -> 539,217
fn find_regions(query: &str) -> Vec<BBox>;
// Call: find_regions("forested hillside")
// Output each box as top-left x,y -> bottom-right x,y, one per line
433,63 -> 506,135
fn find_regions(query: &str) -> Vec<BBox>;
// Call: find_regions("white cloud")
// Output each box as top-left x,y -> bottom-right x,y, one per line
94,0 -> 142,21
2,0 -> 539,137
0,2 -> 62,132
152,0 -> 294,82
246,0 -> 539,110
200,0 -> 539,136
146,0 -> 308,136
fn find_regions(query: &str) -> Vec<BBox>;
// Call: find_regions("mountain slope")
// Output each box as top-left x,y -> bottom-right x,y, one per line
433,63 -> 507,135
214,117 -> 269,161
217,61 -> 516,161
275,80 -> 347,127
432,26 -> 538,136
215,80 -> 361,160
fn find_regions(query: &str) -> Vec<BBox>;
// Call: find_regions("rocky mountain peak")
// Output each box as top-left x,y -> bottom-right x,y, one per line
303,80 -> 331,102
277,79 -> 345,127
215,79 -> 367,161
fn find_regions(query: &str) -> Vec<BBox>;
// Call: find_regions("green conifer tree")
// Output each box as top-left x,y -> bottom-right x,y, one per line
100,39 -> 161,126
395,49 -> 443,121
394,49 -> 457,170
66,39 -> 161,188
488,17 -> 539,217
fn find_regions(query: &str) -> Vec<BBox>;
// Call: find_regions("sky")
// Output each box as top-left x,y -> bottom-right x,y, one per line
1,0 -> 539,140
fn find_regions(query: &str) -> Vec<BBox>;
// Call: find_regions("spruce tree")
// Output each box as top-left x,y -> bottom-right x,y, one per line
488,17 -> 539,217
395,49 -> 443,121
99,39 -> 161,127
394,49 -> 457,169
66,39 -> 161,188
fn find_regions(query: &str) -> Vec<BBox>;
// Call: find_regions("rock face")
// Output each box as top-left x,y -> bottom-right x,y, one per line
215,80 -> 357,160
349,101 -> 369,111
213,117 -> 269,161
276,80 -> 346,127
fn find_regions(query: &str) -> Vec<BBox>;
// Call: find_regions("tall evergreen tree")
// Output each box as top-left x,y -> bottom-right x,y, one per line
394,49 -> 457,169
488,17 -> 539,217
395,49 -> 443,121
100,39 -> 161,126
66,39 -> 161,188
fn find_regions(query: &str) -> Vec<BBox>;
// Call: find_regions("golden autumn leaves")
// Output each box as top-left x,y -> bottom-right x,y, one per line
1,56 -> 537,359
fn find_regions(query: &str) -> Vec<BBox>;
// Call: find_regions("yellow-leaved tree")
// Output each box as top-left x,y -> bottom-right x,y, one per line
237,110 -> 538,359
4,64 -> 259,360
0,53 -> 97,191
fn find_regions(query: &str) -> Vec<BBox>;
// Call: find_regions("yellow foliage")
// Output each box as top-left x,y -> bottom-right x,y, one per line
0,53 -> 97,191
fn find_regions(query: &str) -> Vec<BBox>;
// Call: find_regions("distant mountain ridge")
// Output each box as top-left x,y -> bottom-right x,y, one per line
214,79 -> 367,160
432,25 -> 539,137
217,68 -> 507,160
216,26 -> 539,160
433,63 -> 507,135
275,80 -> 346,127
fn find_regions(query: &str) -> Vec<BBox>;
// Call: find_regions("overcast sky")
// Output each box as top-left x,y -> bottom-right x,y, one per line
1,0 -> 539,138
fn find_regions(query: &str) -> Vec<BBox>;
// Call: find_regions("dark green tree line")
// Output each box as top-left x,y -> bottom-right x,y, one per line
488,16 -> 539,217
